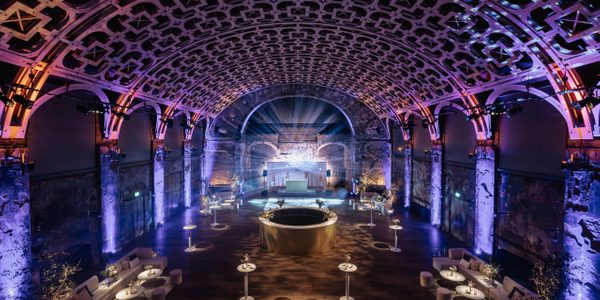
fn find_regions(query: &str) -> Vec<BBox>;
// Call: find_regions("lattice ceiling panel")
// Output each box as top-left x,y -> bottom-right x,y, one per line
0,0 -> 598,117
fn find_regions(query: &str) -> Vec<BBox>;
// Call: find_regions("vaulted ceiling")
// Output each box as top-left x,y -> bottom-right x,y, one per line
0,0 -> 598,118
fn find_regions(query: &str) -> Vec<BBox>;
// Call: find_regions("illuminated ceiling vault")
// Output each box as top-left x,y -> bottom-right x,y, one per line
0,0 -> 598,126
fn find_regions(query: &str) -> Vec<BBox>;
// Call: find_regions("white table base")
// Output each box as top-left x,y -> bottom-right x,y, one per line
238,263 -> 256,300
339,263 -> 357,300
389,225 -> 403,252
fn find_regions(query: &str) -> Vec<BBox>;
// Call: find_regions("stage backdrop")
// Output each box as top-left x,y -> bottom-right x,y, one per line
267,161 -> 327,190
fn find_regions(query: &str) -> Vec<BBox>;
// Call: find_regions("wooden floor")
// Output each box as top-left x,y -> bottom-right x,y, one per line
106,197 -> 467,300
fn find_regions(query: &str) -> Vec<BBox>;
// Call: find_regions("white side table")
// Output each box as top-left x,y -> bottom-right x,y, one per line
388,224 -> 403,252
210,204 -> 220,227
367,200 -> 376,227
237,263 -> 256,300
137,268 -> 162,281
115,286 -> 145,300
183,224 -> 197,252
338,263 -> 358,300
440,270 -> 466,282
456,285 -> 485,300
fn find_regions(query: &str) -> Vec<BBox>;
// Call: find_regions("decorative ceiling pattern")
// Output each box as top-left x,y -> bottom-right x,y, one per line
0,0 -> 598,117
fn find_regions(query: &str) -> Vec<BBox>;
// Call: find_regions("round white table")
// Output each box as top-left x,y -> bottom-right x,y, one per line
137,268 -> 163,280
237,263 -> 256,300
115,286 -> 145,300
183,224 -> 197,252
455,285 -> 485,300
338,263 -> 358,300
388,224 -> 403,252
210,204 -> 221,227
440,270 -> 466,282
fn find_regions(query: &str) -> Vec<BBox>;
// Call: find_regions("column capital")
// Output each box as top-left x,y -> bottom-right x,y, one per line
566,139 -> 600,162
97,138 -> 119,148
476,139 -> 494,148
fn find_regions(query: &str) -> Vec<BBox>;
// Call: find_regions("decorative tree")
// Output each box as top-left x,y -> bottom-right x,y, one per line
40,251 -> 81,300
386,182 -> 400,204
358,168 -> 377,200
230,174 -> 240,197
531,255 -> 562,300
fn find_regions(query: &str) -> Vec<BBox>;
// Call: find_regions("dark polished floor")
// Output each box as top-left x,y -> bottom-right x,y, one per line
101,197 -> 467,300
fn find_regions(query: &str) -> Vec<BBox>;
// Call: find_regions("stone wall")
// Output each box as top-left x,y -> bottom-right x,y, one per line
442,163 -> 476,246
497,171 -> 564,258
30,172 -> 101,268
412,158 -> 432,209
204,140 -> 236,186
164,157 -> 184,219
0,166 -> 34,299
118,162 -> 152,244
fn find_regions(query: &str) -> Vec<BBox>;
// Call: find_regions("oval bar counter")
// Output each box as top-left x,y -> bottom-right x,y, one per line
259,207 -> 337,256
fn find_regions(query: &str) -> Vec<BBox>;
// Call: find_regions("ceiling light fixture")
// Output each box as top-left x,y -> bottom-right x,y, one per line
12,94 -> 34,109
76,102 -> 110,116
571,96 -> 600,110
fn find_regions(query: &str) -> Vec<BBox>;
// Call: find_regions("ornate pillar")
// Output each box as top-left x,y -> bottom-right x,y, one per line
0,143 -> 33,299
403,143 -> 413,208
563,140 -> 600,300
473,141 -> 496,256
183,140 -> 192,208
98,140 -> 120,254
238,141 -> 246,194
383,141 -> 392,190
430,142 -> 443,226
152,140 -> 166,226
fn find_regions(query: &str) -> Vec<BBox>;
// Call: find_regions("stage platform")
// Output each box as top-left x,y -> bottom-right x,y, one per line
276,189 -> 318,197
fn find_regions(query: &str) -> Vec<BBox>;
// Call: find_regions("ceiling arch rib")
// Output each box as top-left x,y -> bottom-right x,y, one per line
0,0 -> 597,122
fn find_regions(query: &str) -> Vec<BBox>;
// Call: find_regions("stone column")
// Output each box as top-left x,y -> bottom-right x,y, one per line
383,141 -> 392,190
238,141 -> 246,195
430,142 -> 443,226
98,140 -> 120,254
183,140 -> 192,208
0,144 -> 33,299
473,142 -> 495,256
563,140 -> 600,300
152,140 -> 166,226
403,143 -> 413,208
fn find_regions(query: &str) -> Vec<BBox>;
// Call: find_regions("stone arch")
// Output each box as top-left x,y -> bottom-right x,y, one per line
243,142 -> 280,192
240,96 -> 356,137
208,85 -> 388,141
117,102 -> 162,139
485,85 -> 574,138
317,143 -> 352,188
23,84 -> 110,139
433,102 -> 485,140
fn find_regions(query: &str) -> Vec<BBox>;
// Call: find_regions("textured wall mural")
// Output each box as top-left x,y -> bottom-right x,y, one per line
412,158 -> 432,209
30,172 -> 101,268
497,171 -> 564,258
442,163 -> 476,247
118,163 -> 152,244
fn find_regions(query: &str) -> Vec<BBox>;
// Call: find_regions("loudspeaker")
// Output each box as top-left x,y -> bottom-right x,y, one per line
326,169 -> 331,177
262,170 -> 268,177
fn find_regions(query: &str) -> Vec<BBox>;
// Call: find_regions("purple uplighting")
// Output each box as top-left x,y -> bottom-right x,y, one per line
183,142 -> 192,208
474,145 -> 495,255
154,145 -> 166,225
429,145 -> 442,226
404,146 -> 412,208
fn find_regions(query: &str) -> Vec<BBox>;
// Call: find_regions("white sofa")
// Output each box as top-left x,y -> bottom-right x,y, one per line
71,247 -> 168,300
489,276 -> 540,300
432,248 -> 540,300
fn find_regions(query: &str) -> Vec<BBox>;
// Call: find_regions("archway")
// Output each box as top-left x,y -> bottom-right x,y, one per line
240,97 -> 353,194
